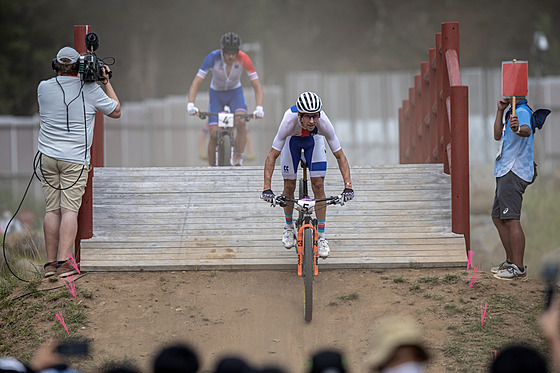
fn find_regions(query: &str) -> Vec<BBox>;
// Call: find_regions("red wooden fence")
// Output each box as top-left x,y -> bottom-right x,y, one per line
398,22 -> 470,254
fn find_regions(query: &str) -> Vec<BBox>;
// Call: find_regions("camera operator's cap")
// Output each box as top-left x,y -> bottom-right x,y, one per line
56,46 -> 80,64
366,316 -> 429,371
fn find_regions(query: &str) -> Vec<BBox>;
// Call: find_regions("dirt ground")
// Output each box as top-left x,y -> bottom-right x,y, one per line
56,267 -> 547,373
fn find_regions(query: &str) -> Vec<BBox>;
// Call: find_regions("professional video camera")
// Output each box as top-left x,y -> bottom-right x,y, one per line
79,32 -> 113,83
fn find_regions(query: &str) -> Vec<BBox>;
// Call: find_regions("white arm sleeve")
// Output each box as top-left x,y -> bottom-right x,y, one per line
317,112 -> 342,153
271,109 -> 297,151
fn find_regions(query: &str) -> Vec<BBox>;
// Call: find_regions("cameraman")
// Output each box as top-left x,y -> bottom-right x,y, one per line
37,46 -> 120,278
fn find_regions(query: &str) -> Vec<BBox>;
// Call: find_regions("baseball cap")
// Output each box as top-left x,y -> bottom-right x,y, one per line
366,316 -> 429,370
309,350 -> 346,373
56,47 -> 80,64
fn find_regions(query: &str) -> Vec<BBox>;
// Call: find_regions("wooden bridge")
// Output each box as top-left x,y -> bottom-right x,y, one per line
79,164 -> 467,271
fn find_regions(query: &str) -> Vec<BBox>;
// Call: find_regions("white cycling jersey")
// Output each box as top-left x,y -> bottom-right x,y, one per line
271,105 -> 342,153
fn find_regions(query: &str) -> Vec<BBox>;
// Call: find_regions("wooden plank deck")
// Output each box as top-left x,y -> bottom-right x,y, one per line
80,164 -> 467,271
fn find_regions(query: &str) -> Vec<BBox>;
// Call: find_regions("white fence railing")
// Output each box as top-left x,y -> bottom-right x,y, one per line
2,69 -> 559,200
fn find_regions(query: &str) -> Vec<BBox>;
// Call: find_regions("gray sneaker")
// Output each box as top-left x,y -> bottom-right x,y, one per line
491,261 -> 513,274
493,264 -> 528,281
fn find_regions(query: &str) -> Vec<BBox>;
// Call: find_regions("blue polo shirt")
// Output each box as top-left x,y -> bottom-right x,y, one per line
494,99 -> 534,182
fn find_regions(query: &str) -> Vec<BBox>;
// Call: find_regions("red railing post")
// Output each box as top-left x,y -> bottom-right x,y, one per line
402,99 -> 411,163
398,106 -> 405,163
408,87 -> 416,163
73,25 -> 104,263
421,61 -> 430,163
397,21 -> 470,256
435,32 -> 448,172
450,85 -> 470,253
414,75 -> 422,163
428,48 -> 438,162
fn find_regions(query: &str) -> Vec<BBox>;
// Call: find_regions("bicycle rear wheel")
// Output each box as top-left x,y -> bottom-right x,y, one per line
217,132 -> 232,166
303,226 -> 314,322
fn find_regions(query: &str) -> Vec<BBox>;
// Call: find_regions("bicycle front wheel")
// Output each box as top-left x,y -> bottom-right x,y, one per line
217,132 -> 232,166
303,226 -> 314,322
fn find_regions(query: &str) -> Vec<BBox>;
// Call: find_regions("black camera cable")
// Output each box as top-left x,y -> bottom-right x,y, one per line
38,79 -> 88,192
3,81 -> 90,288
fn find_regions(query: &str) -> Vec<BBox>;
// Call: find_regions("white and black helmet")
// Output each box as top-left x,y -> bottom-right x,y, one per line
296,91 -> 323,114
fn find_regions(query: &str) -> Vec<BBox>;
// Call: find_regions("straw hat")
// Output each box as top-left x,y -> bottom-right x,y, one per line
366,316 -> 429,370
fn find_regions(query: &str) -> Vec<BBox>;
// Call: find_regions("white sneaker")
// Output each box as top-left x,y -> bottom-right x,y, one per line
233,153 -> 243,166
282,227 -> 296,249
318,238 -> 330,259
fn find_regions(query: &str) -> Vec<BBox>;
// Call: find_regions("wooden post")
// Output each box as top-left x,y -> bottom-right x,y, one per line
450,85 -> 470,254
414,74 -> 422,163
73,25 -> 105,263
408,86 -> 415,163
421,61 -> 430,162
428,48 -> 437,162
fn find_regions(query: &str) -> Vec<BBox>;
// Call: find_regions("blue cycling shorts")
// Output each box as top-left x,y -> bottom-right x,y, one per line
280,135 -> 327,179
208,86 -> 247,125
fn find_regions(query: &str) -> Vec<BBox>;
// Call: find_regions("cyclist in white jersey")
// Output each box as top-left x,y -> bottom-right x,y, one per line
261,92 -> 354,259
186,32 -> 263,166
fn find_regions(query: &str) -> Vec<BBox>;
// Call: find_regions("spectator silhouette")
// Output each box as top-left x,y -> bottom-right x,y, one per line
490,344 -> 547,373
153,343 -> 199,373
308,349 -> 346,373
214,356 -> 253,373
366,316 -> 429,372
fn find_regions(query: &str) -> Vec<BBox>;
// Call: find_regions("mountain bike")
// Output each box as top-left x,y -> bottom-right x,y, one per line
198,110 -> 253,166
273,154 -> 344,322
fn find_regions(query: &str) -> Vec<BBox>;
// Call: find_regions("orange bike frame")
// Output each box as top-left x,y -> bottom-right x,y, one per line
296,223 -> 319,276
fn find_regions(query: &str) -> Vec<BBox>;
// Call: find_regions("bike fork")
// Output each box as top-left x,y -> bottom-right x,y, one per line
297,223 -> 319,277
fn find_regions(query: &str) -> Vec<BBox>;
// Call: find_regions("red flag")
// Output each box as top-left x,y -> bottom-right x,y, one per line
502,61 -> 528,97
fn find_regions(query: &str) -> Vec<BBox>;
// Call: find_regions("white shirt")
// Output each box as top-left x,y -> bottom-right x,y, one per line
37,76 -> 117,164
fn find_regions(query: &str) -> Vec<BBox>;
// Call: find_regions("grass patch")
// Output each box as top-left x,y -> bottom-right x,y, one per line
409,284 -> 422,292
418,276 -> 440,284
409,262 -> 422,269
439,290 -> 547,371
0,238 -> 93,366
338,292 -> 359,302
443,274 -> 462,284
392,276 -> 407,283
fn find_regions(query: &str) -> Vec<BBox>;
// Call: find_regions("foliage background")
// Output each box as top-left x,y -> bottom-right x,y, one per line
1,0 -> 559,115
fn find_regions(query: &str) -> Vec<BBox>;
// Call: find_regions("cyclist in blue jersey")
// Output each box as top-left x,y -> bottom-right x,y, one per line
261,92 -> 354,259
187,32 -> 264,166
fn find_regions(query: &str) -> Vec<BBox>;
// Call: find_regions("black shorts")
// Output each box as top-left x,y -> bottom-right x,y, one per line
491,171 -> 529,220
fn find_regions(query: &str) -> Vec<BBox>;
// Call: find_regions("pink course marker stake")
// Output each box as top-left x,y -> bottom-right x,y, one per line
469,267 -> 480,288
56,313 -> 70,335
467,250 -> 473,270
66,253 -> 81,275
59,276 -> 77,298
481,301 -> 488,326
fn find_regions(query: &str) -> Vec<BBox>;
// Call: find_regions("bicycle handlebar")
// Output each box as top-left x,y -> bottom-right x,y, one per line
198,111 -> 254,122
274,194 -> 343,208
